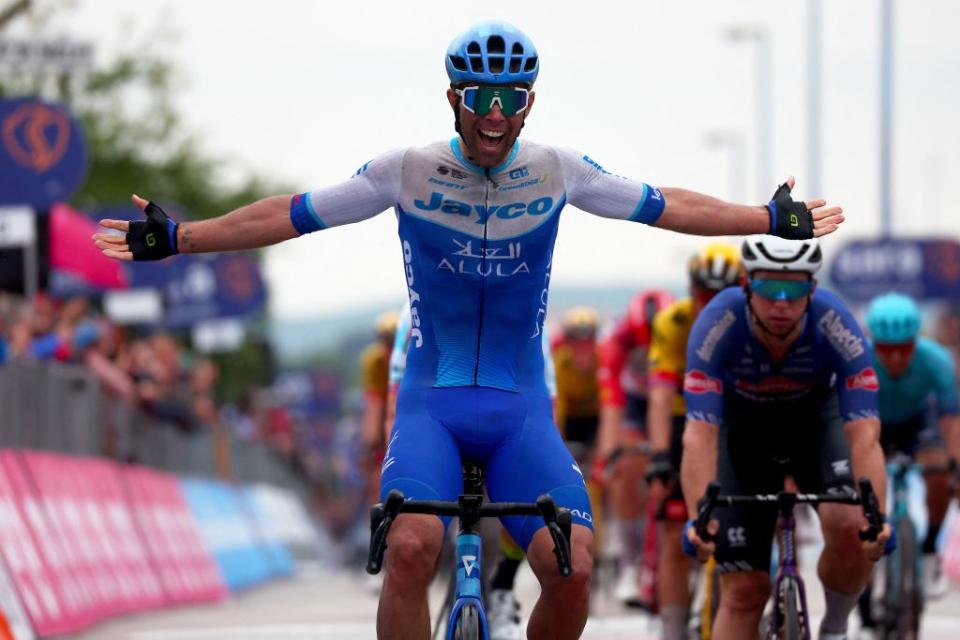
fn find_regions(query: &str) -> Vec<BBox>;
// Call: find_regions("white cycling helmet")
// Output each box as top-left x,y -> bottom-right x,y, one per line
740,235 -> 822,275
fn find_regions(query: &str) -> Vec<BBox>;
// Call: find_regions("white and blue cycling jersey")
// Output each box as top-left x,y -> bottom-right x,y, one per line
292,138 -> 663,396
291,138 -> 664,547
388,300 -> 557,398
683,288 -> 880,425
873,337 -> 959,424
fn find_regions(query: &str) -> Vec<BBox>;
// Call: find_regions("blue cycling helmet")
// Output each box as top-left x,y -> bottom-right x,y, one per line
865,292 -> 921,344
446,21 -> 539,87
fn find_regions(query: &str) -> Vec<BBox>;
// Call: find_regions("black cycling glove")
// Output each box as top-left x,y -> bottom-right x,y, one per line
766,182 -> 814,240
127,201 -> 179,261
645,450 -> 676,485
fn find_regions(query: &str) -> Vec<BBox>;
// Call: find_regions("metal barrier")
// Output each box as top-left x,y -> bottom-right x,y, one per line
0,359 -> 305,491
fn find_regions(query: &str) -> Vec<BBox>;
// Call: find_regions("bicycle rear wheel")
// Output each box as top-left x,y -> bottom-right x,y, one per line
454,603 -> 480,640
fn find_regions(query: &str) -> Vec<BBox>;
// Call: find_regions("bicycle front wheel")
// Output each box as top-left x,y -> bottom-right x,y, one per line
454,603 -> 480,640
889,517 -> 921,640
772,577 -> 802,640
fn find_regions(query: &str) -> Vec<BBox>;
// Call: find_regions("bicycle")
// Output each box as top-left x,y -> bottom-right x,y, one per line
863,452 -> 952,640
693,477 -> 882,640
366,460 -> 573,640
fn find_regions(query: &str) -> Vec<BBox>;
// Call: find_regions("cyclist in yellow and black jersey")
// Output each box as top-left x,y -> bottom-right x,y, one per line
646,242 -> 741,640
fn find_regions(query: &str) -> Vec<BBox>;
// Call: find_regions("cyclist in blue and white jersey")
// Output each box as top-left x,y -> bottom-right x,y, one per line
681,236 -> 891,640
94,21 -> 845,639
387,299 -> 557,640
861,293 -> 960,602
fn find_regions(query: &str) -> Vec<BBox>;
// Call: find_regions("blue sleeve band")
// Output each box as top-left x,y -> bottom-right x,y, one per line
167,219 -> 179,254
766,201 -> 776,232
290,192 -> 326,235
630,183 -> 666,224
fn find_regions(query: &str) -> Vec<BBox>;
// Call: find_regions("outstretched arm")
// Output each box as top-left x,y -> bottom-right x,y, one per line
93,194 -> 297,260
655,176 -> 844,238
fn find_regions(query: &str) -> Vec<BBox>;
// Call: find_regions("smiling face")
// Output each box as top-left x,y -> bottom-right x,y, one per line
447,84 -> 535,169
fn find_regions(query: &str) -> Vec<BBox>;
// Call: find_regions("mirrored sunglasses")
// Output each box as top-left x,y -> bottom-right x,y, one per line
456,85 -> 530,117
749,278 -> 814,301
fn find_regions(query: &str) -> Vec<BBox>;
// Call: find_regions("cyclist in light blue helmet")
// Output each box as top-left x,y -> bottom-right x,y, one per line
857,293 -> 960,622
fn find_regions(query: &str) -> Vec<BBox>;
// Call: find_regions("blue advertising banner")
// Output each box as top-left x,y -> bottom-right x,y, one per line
0,98 -> 88,206
828,237 -> 960,302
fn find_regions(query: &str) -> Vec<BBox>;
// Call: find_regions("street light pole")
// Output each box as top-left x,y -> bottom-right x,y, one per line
704,129 -> 748,202
727,25 -> 772,201
806,0 -> 822,199
879,0 -> 894,236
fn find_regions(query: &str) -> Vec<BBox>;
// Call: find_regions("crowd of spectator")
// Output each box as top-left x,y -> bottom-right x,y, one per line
0,291 -> 220,434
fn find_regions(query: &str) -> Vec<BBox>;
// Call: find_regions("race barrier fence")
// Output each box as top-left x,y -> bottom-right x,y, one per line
0,450 -> 324,638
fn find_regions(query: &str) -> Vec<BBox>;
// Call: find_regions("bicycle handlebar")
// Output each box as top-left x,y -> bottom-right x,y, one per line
365,489 -> 574,578
693,477 -> 882,544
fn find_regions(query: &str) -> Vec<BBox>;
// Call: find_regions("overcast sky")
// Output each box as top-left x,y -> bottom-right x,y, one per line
18,0 -> 960,318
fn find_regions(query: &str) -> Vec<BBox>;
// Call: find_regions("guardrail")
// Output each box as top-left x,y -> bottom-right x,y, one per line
0,360 -> 304,493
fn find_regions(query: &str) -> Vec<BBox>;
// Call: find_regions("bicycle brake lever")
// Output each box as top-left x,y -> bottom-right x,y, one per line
536,496 -> 573,577
366,490 -> 406,574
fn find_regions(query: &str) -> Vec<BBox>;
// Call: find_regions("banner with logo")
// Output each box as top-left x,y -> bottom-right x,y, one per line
0,452 -> 83,636
828,237 -> 960,303
123,467 -> 226,605
92,205 -> 267,327
0,98 -> 88,207
178,479 -> 276,591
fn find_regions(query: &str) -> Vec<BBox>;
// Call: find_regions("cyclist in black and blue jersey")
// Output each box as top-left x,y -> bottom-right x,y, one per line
681,236 -> 891,640
855,293 -> 960,630
93,21 -> 845,639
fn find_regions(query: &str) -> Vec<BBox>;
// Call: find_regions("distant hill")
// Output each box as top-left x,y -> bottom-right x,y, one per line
269,282 -> 684,366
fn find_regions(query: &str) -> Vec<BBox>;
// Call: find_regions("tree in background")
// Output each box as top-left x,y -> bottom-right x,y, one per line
0,1 -> 284,401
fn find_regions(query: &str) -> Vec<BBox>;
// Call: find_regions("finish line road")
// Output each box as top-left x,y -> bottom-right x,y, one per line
79,563 -> 960,640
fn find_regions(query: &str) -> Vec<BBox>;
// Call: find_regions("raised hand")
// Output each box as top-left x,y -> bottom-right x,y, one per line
92,194 -> 179,261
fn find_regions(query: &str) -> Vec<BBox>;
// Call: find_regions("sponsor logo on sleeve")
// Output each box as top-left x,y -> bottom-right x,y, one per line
845,367 -> 879,391
696,309 -> 737,361
684,370 -> 722,394
817,309 -> 865,362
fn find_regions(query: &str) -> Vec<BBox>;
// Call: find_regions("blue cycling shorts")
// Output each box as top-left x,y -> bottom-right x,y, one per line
380,386 -> 593,550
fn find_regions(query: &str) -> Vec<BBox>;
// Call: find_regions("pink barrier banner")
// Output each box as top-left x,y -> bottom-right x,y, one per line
124,467 -> 226,604
71,457 -> 165,614
944,507 -> 960,582
20,452 -> 116,627
0,452 -> 86,636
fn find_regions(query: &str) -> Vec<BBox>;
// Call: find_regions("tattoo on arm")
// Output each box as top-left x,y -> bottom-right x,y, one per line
180,225 -> 194,253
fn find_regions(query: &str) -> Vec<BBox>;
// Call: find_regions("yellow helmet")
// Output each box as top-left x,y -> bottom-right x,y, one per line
688,242 -> 741,291
375,310 -> 399,340
562,306 -> 599,339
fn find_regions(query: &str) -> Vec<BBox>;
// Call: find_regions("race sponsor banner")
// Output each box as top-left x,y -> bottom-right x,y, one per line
19,452 -> 114,626
944,503 -> 960,582
0,452 -> 86,636
123,467 -> 226,605
247,484 -> 331,565
0,98 -> 88,206
242,487 -> 295,577
179,479 -> 275,591
75,458 -> 165,613
0,552 -> 35,640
